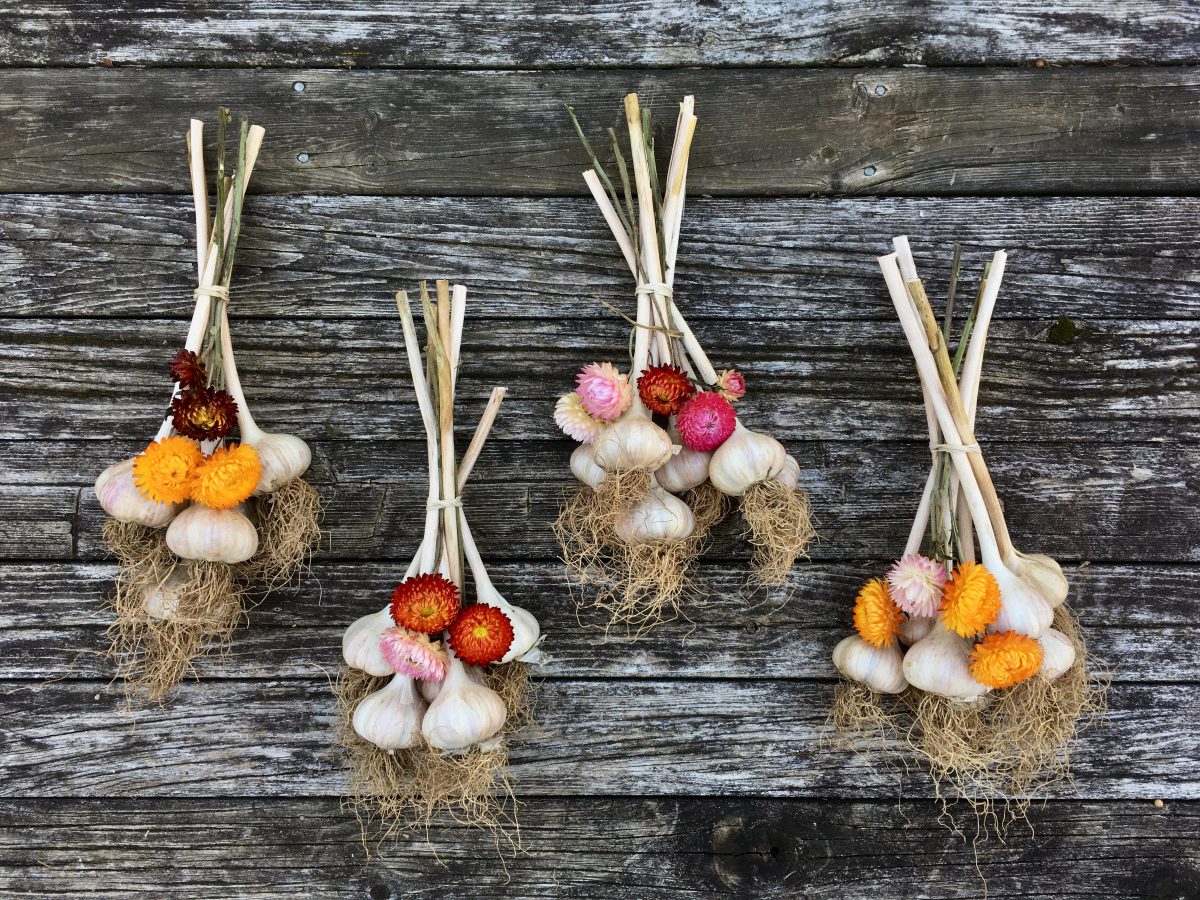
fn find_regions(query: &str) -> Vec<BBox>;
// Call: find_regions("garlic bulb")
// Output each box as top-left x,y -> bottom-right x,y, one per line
421,652 -> 507,751
461,516 -> 540,663
569,443 -> 606,489
614,484 -> 695,544
1010,551 -> 1069,608
1038,627 -> 1076,681
708,422 -> 787,496
592,408 -> 673,472
903,626 -> 990,701
987,564 -> 1054,638
342,606 -> 396,676
166,503 -> 258,563
353,674 -> 426,751
96,457 -> 181,527
898,614 -> 934,647
655,429 -> 710,494
140,562 -> 236,621
419,678 -> 442,703
250,431 -> 312,494
773,455 -> 801,491
832,635 -> 907,694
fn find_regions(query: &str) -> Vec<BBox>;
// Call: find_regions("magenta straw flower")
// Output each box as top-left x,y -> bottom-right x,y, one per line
886,553 -> 948,617
379,627 -> 450,681
675,391 -> 737,452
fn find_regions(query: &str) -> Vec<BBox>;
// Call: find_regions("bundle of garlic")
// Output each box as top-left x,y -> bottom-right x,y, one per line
335,281 -> 541,849
96,110 -> 320,701
831,237 -> 1105,833
555,93 -> 815,632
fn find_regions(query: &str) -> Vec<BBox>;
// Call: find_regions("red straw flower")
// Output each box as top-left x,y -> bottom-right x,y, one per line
637,364 -> 695,416
390,573 -> 462,634
448,604 -> 514,667
171,387 -> 238,441
168,349 -> 208,388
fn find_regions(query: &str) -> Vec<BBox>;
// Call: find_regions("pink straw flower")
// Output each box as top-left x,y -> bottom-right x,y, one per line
716,369 -> 746,402
886,553 -> 948,617
379,627 -> 449,681
554,393 -> 604,443
675,391 -> 737,452
575,362 -> 632,421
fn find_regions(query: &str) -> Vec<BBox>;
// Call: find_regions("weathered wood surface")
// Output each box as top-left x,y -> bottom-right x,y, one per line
3,2 -> 1197,67
0,561 -> 1192,683
4,194 -> 1199,322
3,67 -> 1198,195
0,798 -> 1193,900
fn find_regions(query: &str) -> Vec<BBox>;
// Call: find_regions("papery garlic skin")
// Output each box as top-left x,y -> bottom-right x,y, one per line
474,584 -> 540,664
898,614 -> 935,647
1038,627 -> 1077,681
773,455 -> 801,491
342,606 -> 396,676
96,458 -> 181,527
592,410 -> 673,472
655,440 -> 710,493
421,653 -> 507,751
250,431 -> 312,494
614,485 -> 695,544
166,503 -> 258,563
832,635 -> 908,694
419,678 -> 442,703
987,564 -> 1054,638
903,626 -> 990,701
1010,551 -> 1069,608
708,423 -> 787,497
353,674 -> 426,751
569,443 -> 606,489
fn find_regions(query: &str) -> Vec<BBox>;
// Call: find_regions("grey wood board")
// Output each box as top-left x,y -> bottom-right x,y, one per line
0,560 -> 1191,683
4,194 -> 1198,323
2,67 -> 1198,195
0,797 -> 1193,899
0,678 -> 1183,799
5,441 -> 1191,562
2,1 -> 1196,67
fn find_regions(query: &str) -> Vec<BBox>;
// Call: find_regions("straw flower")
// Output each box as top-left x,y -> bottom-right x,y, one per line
887,553 -> 947,617
940,561 -> 1002,637
716,368 -> 746,402
637,364 -> 695,415
448,604 -> 515,667
390,573 -> 461,634
575,362 -> 632,421
555,393 -> 605,443
852,578 -> 904,648
171,386 -> 239,441
190,443 -> 261,510
132,435 -> 202,504
379,627 -> 449,681
168,349 -> 208,388
675,391 -> 737,452
970,630 -> 1044,688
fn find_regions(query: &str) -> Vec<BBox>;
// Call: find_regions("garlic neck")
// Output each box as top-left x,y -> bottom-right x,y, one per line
218,306 -> 265,444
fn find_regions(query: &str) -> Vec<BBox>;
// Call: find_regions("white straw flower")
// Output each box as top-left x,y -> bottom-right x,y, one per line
554,393 -> 605,443
887,553 -> 947,617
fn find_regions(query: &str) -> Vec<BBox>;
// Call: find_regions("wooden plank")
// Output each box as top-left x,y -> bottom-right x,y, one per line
4,194 -> 1199,322
0,561 -> 1192,683
2,2 -> 1197,68
28,441 -> 1198,563
4,317 -> 1196,444
0,486 -> 76,559
0,797 -> 1193,899
2,67 -> 1197,195
0,678 -> 1192,799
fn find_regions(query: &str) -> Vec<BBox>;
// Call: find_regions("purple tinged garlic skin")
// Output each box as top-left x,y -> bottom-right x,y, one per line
614,484 -> 695,544
96,458 -> 181,527
165,503 -> 258,563
709,423 -> 787,497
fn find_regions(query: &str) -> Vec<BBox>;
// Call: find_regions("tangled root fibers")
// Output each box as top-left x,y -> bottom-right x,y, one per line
243,478 -> 322,590
741,481 -> 816,587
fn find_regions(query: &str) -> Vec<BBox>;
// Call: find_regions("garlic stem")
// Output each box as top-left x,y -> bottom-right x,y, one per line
435,281 -> 462,588
187,120 -> 209,282
457,386 -> 506,493
217,305 -> 265,443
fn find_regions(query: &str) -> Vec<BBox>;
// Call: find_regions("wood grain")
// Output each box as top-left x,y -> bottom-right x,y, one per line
4,194 -> 1198,322
0,797 -> 1194,899
2,67 -> 1197,195
2,2 -> 1196,67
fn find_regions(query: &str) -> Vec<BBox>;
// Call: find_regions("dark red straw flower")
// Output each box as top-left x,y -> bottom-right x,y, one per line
169,350 -> 208,389
448,604 -> 515,667
171,387 -> 239,441
637,364 -> 695,416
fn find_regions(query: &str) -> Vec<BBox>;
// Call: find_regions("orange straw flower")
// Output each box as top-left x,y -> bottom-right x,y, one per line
940,561 -> 1002,637
970,631 -> 1044,688
852,578 -> 904,648
190,443 -> 261,510
132,435 -> 202,504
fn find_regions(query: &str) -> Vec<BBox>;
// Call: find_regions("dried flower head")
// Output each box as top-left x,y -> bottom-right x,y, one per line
448,604 -> 515,667
575,362 -> 632,422
675,391 -> 737,452
132,435 -> 202,505
554,393 -> 605,444
637,364 -> 695,416
940,561 -> 1002,637
852,577 -> 904,648
171,387 -> 239,441
390,573 -> 462,634
168,349 -> 208,388
887,553 -> 948,617
716,368 -> 746,402
970,630 -> 1044,689
379,627 -> 450,681
189,443 -> 261,510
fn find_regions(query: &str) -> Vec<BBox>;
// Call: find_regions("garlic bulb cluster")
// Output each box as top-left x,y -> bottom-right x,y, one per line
166,503 -> 258,563
592,408 -> 673,472
832,635 -> 907,694
615,484 -> 695,544
709,423 -> 787,496
903,626 -> 990,701
1038,627 -> 1076,680
353,674 -> 426,751
569,443 -> 606,489
96,458 -> 181,527
248,430 -> 312,494
342,606 -> 396,676
421,653 -> 507,751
